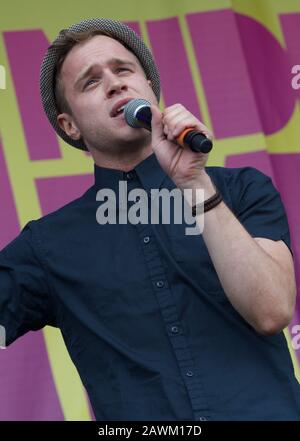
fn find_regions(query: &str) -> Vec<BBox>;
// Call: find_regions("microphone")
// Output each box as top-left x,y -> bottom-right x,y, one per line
124,98 -> 213,154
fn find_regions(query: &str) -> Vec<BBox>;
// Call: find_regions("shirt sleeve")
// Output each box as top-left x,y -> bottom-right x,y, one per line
229,167 -> 292,255
0,221 -> 56,346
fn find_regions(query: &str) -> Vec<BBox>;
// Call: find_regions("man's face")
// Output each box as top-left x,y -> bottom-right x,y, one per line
57,35 -> 158,152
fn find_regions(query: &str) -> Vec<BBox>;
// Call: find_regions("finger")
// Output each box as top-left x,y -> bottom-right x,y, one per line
163,105 -> 213,139
163,109 -> 195,128
163,103 -> 185,118
168,115 -> 213,140
165,115 -> 198,140
162,106 -> 187,124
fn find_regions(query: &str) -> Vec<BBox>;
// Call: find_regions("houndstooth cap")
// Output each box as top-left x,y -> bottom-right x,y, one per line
40,18 -> 160,150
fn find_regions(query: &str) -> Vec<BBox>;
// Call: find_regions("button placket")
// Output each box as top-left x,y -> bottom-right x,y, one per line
171,325 -> 179,334
156,280 -> 165,288
135,222 -> 210,421
126,172 -> 134,180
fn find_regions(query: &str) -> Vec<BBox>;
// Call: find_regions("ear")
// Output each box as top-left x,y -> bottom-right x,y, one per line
57,113 -> 81,140
147,79 -> 152,88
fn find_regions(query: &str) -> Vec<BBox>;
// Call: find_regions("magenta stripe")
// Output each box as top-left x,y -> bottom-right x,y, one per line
0,331 -> 64,420
235,13 -> 295,135
186,10 -> 261,138
225,150 -> 275,181
35,174 -> 93,215
3,30 -> 61,160
147,17 -> 202,119
124,21 -> 140,36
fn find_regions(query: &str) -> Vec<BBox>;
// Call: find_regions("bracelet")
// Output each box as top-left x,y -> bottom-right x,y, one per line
192,188 -> 223,216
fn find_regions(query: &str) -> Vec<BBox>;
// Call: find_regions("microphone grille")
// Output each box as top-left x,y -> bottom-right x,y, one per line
124,98 -> 151,128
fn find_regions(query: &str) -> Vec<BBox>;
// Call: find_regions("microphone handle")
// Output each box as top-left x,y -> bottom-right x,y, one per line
136,107 -> 212,154
177,128 -> 213,154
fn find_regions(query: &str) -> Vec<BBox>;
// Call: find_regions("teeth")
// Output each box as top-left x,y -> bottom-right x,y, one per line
117,105 -> 125,113
112,103 -> 127,117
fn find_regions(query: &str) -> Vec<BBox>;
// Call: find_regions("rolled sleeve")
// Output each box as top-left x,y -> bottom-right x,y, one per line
229,167 -> 292,254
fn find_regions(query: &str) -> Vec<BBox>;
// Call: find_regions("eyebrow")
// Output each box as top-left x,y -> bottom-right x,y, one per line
74,58 -> 136,90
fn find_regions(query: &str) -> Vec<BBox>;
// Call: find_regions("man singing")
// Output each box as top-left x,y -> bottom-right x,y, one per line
1,18 -> 299,420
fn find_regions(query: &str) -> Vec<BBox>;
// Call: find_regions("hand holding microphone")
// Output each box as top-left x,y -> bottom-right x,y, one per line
124,98 -> 213,154
124,98 -> 214,195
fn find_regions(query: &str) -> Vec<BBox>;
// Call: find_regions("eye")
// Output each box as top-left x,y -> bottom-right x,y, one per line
117,67 -> 131,73
84,78 -> 99,89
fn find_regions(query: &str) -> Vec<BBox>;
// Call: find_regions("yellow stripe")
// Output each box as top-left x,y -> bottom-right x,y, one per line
43,327 -> 92,420
284,328 -> 300,384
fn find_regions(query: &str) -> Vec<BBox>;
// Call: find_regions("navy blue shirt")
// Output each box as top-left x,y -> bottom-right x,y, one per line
1,153 -> 300,421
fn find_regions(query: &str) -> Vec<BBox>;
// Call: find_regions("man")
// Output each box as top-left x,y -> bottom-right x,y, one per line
1,18 -> 299,421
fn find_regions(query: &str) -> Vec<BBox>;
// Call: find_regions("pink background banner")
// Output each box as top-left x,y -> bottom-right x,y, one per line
0,4 -> 299,419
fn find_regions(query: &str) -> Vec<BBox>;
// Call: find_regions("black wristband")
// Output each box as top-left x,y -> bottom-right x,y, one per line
192,189 -> 223,216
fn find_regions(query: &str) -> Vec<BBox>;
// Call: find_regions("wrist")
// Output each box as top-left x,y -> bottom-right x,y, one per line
182,171 -> 223,216
179,171 -> 216,207
192,188 -> 223,216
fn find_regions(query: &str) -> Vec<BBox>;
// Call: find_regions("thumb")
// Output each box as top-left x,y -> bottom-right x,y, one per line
150,104 -> 165,149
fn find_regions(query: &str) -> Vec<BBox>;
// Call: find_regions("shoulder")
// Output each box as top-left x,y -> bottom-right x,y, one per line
23,186 -> 95,236
205,165 -> 273,187
205,166 -> 277,206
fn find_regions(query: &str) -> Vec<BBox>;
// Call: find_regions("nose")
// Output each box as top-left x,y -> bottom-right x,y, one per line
105,72 -> 128,98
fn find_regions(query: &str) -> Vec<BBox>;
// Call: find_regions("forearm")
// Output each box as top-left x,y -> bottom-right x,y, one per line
151,101 -> 295,335
191,173 -> 294,335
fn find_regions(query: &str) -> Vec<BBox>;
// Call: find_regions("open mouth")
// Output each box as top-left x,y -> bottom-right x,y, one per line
114,105 -> 126,117
111,99 -> 133,118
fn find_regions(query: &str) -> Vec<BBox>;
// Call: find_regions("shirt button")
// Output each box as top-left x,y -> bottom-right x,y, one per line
199,416 -> 207,421
156,280 -> 164,288
126,172 -> 134,179
143,236 -> 150,244
186,370 -> 194,377
171,326 -> 179,334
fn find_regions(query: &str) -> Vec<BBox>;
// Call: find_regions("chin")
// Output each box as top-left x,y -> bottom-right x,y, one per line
119,127 -> 150,143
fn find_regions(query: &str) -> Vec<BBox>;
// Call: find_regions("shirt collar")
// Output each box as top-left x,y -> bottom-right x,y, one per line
93,152 -> 168,194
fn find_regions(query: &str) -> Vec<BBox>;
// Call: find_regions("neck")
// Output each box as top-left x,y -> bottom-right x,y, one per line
90,144 -> 153,172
